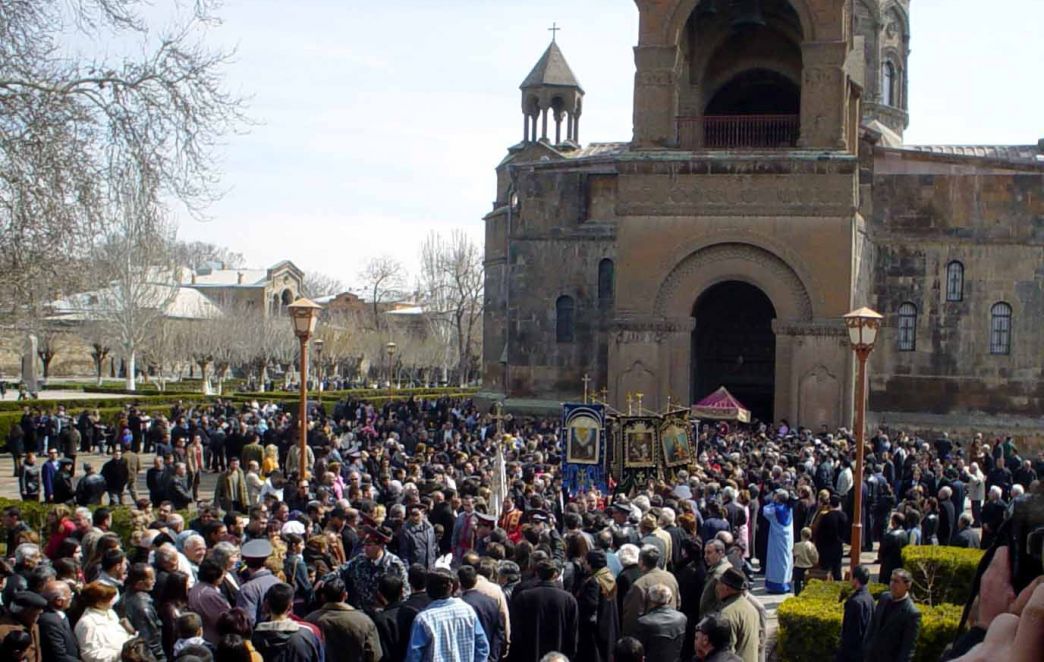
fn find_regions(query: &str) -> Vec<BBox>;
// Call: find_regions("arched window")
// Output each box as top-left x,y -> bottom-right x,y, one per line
897,302 -> 917,351
882,62 -> 897,106
598,259 -> 615,311
556,295 -> 575,343
945,261 -> 964,302
989,302 -> 1012,355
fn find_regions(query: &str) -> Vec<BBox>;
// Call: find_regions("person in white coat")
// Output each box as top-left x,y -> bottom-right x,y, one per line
75,581 -> 133,662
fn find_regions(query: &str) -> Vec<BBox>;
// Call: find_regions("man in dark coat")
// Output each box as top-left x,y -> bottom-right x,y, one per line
38,580 -> 80,662
813,494 -> 848,580
75,462 -> 107,506
863,569 -> 921,662
100,447 -> 129,505
123,563 -> 165,661
371,575 -> 410,662
835,566 -> 874,662
253,583 -> 324,662
575,550 -> 619,662
950,513 -> 981,549
459,566 -> 503,661
877,513 -> 907,584
304,578 -> 382,662
508,559 -> 578,661
634,584 -> 687,662
396,504 -> 439,569
936,486 -> 956,547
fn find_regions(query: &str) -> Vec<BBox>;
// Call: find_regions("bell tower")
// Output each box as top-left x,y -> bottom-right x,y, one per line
632,0 -> 862,151
853,0 -> 910,141
520,36 -> 584,148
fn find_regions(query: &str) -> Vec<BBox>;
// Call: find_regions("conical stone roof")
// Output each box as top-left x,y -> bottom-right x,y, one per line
520,41 -> 584,92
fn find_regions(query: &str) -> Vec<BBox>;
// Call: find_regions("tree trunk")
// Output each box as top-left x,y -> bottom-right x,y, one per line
39,352 -> 54,378
125,350 -> 136,391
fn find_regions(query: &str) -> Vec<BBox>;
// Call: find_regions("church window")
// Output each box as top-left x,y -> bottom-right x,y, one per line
882,62 -> 898,107
897,302 -> 917,351
556,295 -> 575,343
989,302 -> 1012,355
945,261 -> 964,301
597,259 -> 614,311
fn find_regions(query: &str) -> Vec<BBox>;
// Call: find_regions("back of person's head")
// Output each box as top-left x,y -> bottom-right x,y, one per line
457,565 -> 478,591
176,612 -> 202,639
477,557 -> 497,581
101,548 -> 125,573
378,574 -> 404,604
27,564 -> 56,592
698,614 -> 733,652
264,583 -> 294,617
197,558 -> 224,585
612,636 -> 645,662
322,577 -> 348,604
214,634 -> 249,662
852,565 -> 871,587
426,569 -> 455,600
216,608 -> 251,638
638,545 -> 660,570
535,559 -> 558,581
407,563 -> 428,591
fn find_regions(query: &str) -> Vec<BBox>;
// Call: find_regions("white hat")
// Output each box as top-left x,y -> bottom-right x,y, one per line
281,520 -> 306,536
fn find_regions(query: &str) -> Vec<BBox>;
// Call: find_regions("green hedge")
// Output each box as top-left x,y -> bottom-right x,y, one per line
901,545 -> 984,606
0,497 -> 192,555
777,579 -> 963,662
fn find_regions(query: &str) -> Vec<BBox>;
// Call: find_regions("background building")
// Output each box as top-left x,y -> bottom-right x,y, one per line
480,0 -> 1044,439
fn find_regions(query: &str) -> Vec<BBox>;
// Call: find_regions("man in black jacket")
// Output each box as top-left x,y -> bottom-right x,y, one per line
124,563 -> 165,661
459,565 -> 503,662
936,486 -> 956,547
836,565 -> 874,662
101,446 -> 129,505
75,462 -> 107,506
509,559 -> 578,661
39,579 -> 80,662
863,569 -> 921,662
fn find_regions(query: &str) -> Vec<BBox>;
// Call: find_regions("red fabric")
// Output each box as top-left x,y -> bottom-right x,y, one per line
45,518 -> 77,559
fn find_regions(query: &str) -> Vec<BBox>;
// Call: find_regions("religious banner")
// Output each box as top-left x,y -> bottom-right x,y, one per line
615,416 -> 661,494
561,403 -> 607,495
659,410 -> 693,468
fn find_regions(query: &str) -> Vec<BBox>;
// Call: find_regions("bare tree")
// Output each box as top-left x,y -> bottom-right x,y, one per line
419,231 -> 484,386
173,241 -> 246,272
0,0 -> 247,314
82,177 -> 180,391
302,271 -> 347,299
79,322 -> 112,386
358,256 -> 405,330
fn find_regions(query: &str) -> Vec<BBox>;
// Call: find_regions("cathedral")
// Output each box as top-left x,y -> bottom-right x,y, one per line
480,0 -> 1044,439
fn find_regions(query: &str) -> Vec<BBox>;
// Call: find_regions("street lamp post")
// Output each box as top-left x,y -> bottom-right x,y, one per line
314,338 -> 324,406
843,306 -> 883,577
385,341 -> 397,389
288,298 -> 323,480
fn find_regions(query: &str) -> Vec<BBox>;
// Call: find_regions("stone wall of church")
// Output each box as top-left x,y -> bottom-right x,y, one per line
482,164 -> 617,400
868,161 -> 1044,422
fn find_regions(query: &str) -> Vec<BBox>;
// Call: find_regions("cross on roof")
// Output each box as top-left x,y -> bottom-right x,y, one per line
548,22 -> 561,42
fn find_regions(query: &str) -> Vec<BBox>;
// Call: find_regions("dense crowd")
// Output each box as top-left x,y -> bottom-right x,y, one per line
1,396 -> 1042,662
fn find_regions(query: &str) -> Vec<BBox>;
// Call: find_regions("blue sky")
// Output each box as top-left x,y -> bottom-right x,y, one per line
174,0 -> 1043,290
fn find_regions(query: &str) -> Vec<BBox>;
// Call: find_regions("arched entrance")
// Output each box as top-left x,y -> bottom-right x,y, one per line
691,281 -> 776,422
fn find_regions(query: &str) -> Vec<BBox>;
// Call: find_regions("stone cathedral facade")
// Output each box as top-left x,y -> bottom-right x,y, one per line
480,0 -> 1044,438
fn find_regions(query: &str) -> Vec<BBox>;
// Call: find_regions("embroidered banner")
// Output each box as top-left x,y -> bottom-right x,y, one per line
561,403 -> 607,495
659,410 -> 694,468
615,416 -> 661,494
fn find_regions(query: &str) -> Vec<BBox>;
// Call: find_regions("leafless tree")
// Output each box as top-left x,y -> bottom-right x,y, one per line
0,0 -> 247,314
79,321 -> 112,386
173,241 -> 246,272
81,177 -> 180,391
419,231 -> 484,386
358,256 -> 405,330
302,271 -> 347,300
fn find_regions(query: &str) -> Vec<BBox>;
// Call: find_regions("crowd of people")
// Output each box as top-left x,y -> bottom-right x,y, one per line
1,395 -> 1042,662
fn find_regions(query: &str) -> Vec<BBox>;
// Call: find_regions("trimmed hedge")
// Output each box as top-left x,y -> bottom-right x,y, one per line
901,544 -> 984,606
0,497 -> 192,556
777,579 -> 963,662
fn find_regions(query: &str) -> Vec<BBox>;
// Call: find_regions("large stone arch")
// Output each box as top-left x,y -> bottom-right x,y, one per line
654,242 -> 814,322
663,0 -> 817,46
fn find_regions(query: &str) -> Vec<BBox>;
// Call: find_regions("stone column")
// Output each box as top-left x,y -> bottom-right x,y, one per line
632,45 -> 679,148
773,320 -> 851,429
799,41 -> 851,150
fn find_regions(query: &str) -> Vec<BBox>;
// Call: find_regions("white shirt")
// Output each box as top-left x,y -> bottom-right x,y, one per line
75,607 -> 132,662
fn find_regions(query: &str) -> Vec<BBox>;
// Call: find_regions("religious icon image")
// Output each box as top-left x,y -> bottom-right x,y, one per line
566,414 -> 600,465
660,422 -> 691,466
623,420 -> 656,468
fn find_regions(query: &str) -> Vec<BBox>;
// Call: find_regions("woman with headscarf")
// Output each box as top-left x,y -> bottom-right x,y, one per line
576,549 -> 619,662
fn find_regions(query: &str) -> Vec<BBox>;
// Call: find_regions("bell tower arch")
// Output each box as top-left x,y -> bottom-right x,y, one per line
632,0 -> 860,151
